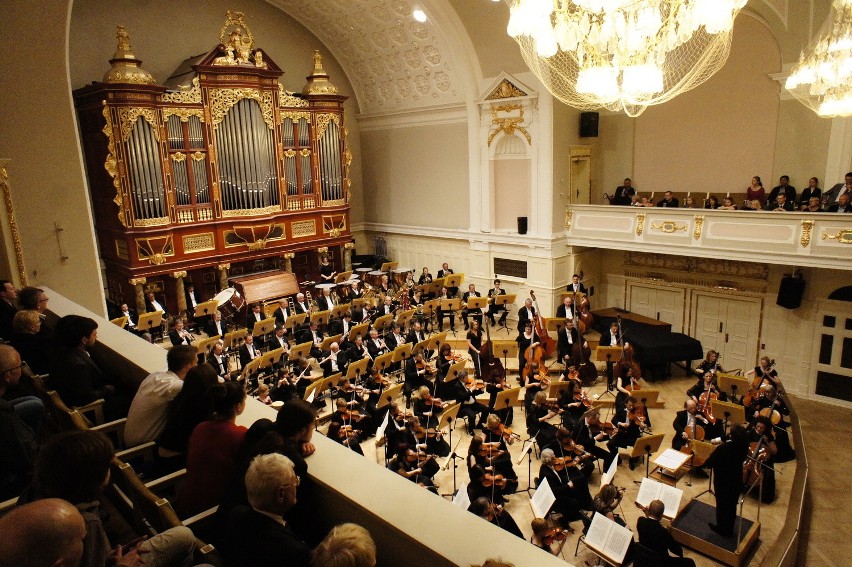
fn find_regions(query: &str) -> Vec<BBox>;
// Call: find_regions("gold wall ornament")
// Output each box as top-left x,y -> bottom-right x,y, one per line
217,263 -> 231,270
636,212 -> 646,236
133,217 -> 169,227
128,277 -> 147,286
0,165 -> 28,286
291,219 -> 316,237
182,233 -> 215,253
281,111 -> 311,122
283,149 -> 296,158
801,220 -> 815,247
162,107 -> 204,122
281,252 -> 295,259
171,271 -> 187,279
650,220 -> 688,233
214,11 -> 255,66
299,148 -> 312,158
171,152 -> 187,163
315,113 -> 340,139
221,204 -> 281,218
278,83 -> 310,108
161,78 -> 202,104
191,151 -> 205,161
821,228 -> 852,244
117,108 -> 160,142
209,88 -> 275,129
224,222 -> 284,248
102,105 -> 127,228
322,215 -> 346,236
485,79 -> 528,100
103,26 -> 156,85
302,50 -> 340,95
344,242 -> 355,250
565,209 -> 574,231
487,104 -> 531,146
693,215 -> 705,240
136,235 -> 174,265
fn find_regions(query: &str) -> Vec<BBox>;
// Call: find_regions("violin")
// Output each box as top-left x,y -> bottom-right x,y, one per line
463,375 -> 486,390
542,527 -> 569,546
478,445 -> 505,459
573,388 -> 592,408
421,393 -> 446,408
413,425 -> 443,441
489,423 -> 520,442
481,473 -> 507,488
416,359 -> 435,374
589,419 -> 617,438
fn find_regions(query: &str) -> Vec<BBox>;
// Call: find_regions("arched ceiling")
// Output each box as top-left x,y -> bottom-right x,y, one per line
267,0 -> 474,115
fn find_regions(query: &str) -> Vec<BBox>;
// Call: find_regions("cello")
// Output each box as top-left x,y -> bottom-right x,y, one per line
616,315 -> 642,381
480,307 -> 506,387
571,305 -> 597,385
529,290 -> 557,357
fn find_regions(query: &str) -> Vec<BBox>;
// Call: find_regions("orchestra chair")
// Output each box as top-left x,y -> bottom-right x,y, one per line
108,458 -> 219,565
632,542 -> 667,567
572,510 -> 598,559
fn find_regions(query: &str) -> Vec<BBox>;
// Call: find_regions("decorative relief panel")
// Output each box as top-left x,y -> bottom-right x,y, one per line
182,233 -> 216,253
268,0 -> 461,112
291,219 -> 316,237
625,251 -> 769,280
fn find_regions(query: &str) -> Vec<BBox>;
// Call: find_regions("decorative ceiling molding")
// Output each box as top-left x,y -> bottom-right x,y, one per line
267,0 -> 464,114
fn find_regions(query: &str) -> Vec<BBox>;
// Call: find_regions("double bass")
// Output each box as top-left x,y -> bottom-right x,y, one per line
616,315 -> 642,381
529,291 -> 557,357
571,300 -> 597,385
480,306 -> 506,387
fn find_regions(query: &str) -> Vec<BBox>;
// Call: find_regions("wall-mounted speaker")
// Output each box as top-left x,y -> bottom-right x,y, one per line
580,112 -> 599,137
777,276 -> 805,309
517,216 -> 528,235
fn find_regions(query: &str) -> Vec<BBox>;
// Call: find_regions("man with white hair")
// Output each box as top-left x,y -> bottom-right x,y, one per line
224,453 -> 312,567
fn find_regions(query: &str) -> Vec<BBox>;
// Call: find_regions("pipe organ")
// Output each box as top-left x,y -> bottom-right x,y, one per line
73,14 -> 350,315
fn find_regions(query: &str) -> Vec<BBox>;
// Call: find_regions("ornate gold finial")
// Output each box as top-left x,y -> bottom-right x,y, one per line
103,26 -> 156,84
213,11 -> 263,67
302,50 -> 339,95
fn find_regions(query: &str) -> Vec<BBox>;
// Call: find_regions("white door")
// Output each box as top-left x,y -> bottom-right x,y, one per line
627,283 -> 686,332
692,292 -> 761,373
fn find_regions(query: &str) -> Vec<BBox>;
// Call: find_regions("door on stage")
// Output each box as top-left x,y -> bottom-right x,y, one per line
627,282 -> 686,332
691,292 -> 761,372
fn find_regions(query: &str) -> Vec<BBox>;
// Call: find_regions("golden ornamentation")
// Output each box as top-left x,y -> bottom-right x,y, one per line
114,239 -> 129,260
821,228 -> 852,244
209,88 -> 275,130
281,111 -> 311,122
171,271 -> 187,279
800,220 -> 815,247
302,50 -> 340,95
322,214 -> 347,236
221,204 -> 281,217
485,79 -> 528,100
136,235 -> 174,265
161,78 -> 202,104
278,84 -> 310,108
133,217 -> 170,227
224,222 -> 285,249
191,151 -> 205,161
693,215 -> 705,240
214,11 -> 255,66
316,113 -> 340,139
625,251 -> 769,280
487,103 -> 531,146
636,212 -> 646,236
162,107 -> 204,122
321,199 -> 345,207
565,210 -> 574,231
344,242 -> 356,250
217,263 -> 231,270
183,233 -> 215,253
651,220 -> 688,233
281,252 -> 295,259
284,149 -> 296,158
291,220 -> 316,237
103,26 -> 156,85
128,277 -> 147,286
102,106 -> 127,228
171,152 -> 187,163
317,247 -> 329,254
0,165 -> 27,285
117,108 -> 159,142
299,148 -> 312,157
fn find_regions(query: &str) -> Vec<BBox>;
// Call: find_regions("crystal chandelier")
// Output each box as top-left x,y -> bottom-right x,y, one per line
785,0 -> 852,117
505,0 -> 747,117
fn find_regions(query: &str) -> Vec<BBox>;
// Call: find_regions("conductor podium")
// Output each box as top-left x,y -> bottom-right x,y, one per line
670,499 -> 760,567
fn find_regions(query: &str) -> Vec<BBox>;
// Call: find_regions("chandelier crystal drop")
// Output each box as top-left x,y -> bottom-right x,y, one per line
785,0 -> 852,117
505,0 -> 747,117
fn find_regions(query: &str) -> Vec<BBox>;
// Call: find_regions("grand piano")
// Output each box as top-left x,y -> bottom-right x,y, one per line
592,308 -> 703,380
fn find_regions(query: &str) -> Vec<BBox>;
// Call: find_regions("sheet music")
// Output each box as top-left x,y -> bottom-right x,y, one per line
601,454 -> 619,488
453,483 -> 470,511
635,478 -> 683,518
375,411 -> 389,440
584,512 -> 633,564
653,448 -> 690,471
530,478 -> 556,519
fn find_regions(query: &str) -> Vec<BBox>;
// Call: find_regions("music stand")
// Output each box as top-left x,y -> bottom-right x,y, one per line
194,299 -> 219,320
494,387 -> 522,411
439,402 -> 463,493
377,383 -> 403,410
595,346 -> 623,394
445,274 -> 464,288
380,261 -> 399,272
196,335 -> 221,356
443,359 -> 468,383
240,357 -> 263,382
718,372 -> 750,402
110,316 -> 127,328
415,284 -> 432,298
391,344 -> 413,373
252,317 -> 275,338
345,357 -> 370,383
396,308 -> 416,328
138,311 -> 164,339
222,329 -> 247,351
412,337 -> 432,357
303,378 -> 327,403
711,399 -> 747,433
466,296 -> 488,327
630,432 -> 666,481
629,390 -> 659,408
260,347 -> 285,371
439,298 -> 461,336
491,294 -> 516,335
288,341 -> 313,363
352,298 -> 370,309
545,317 -> 566,334
422,299 -> 440,330
560,291 -> 587,303
373,314 -> 394,335
373,351 -> 394,374
349,322 -> 370,341
427,331 -> 448,352
492,340 -> 518,377
688,440 -> 718,492
325,373 -> 343,388
334,271 -> 353,284
547,381 -> 573,399
331,303 -> 350,319
320,334 -> 343,350
310,309 -> 331,326
284,313 -> 307,334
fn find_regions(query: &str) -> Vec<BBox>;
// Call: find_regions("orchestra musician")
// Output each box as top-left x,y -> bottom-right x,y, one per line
517,298 -> 535,332
522,362 -> 547,412
316,288 -> 336,312
435,343 -> 463,401
636,499 -> 696,567
350,303 -> 369,324
687,372 -> 727,404
320,342 -> 348,377
558,379 -> 587,430
467,436 -> 514,504
537,448 -> 592,530
269,325 -> 289,357
205,311 -> 226,339
748,385 -> 795,462
418,267 -> 433,286
297,320 -> 324,360
385,323 -> 408,351
207,341 -> 233,382
593,484 -> 627,527
437,263 -> 457,297
672,399 -> 719,450
327,409 -> 365,456
246,304 -> 265,340
574,408 -> 616,467
567,274 -> 587,294
348,281 -> 363,300
461,284 -> 482,330
607,396 -> 648,469
435,286 -> 455,332
377,274 -> 393,297
746,416 -> 778,503
403,353 -> 433,406
238,334 -> 262,370
468,498 -> 524,539
598,321 -> 622,347
555,297 -> 574,320
556,319 -> 585,369
373,295 -> 397,320
319,255 -> 336,283
548,426 -> 595,479
515,322 -> 539,383
394,446 -> 438,493
457,371 -> 489,435
169,319 -> 194,347
694,349 -> 723,377
745,356 -> 781,392
293,293 -> 311,315
272,300 -> 289,330
526,391 -> 560,448
486,279 -> 508,327
482,414 -> 520,489
145,291 -> 168,319
531,518 -> 568,556
467,319 -> 483,379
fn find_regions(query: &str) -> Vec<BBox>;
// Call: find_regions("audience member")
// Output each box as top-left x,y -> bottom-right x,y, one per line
0,498 -> 88,567
223,453 -> 312,567
17,287 -> 48,313
717,197 -> 737,210
802,196 -> 823,212
311,523 -> 376,567
746,176 -> 765,207
612,178 -> 635,205
768,175 -> 796,205
33,430 -> 195,567
827,192 -> 851,213
798,176 -> 821,207
656,191 -> 679,207
124,345 -> 197,447
825,171 -> 851,203
0,279 -> 19,340
769,193 -> 794,211
10,310 -> 53,374
177,380 -> 247,516
0,345 -> 39,499
704,195 -> 720,209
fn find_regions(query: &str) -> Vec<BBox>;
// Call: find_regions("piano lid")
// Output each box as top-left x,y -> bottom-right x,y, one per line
229,270 -> 299,304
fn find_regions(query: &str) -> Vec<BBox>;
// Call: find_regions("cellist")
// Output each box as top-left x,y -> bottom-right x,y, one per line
516,322 -> 539,387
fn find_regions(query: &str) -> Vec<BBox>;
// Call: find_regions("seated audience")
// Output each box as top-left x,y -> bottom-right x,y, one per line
0,498 -> 88,567
124,345 -> 197,447
717,197 -> 737,210
801,196 -> 823,212
17,286 -> 48,314
705,195 -> 720,209
0,345 -> 39,499
0,280 -> 18,340
656,191 -> 679,207
798,176 -> 821,207
311,523 -> 376,567
177,380 -> 247,516
827,192 -> 851,212
10,310 -> 53,374
223,453 -> 312,567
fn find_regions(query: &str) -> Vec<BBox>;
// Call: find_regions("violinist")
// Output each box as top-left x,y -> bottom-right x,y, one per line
672,399 -> 719,451
526,391 -> 560,448
467,319 -> 484,379
394,445 -> 438,493
403,353 -> 433,406
530,518 -> 568,556
466,435 -> 515,504
749,385 -> 794,461
522,361 -> 547,412
549,426 -> 595,479
486,279 -> 508,327
607,396 -> 647,469
468,497 -> 524,539
328,399 -> 365,455
483,355 -> 513,427
537,448 -> 592,530
435,286 -> 455,332
269,368 -> 298,403
436,343 -> 465,401
636,500 -> 696,567
746,416 -> 778,503
574,411 -> 616,467
384,403 -> 414,455
457,371 -> 489,435
516,322 -> 539,386
558,379 -> 587,429
462,284 -> 482,330
704,424 -> 749,537
593,484 -> 627,527
360,367 -> 388,435
482,414 -> 520,485
413,385 -> 446,425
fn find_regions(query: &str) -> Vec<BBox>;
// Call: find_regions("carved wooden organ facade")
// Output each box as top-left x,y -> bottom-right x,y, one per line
73,16 -> 351,315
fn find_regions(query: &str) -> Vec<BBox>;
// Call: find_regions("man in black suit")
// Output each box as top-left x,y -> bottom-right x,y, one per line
316,288 -> 336,312
671,399 -> 716,450
827,192 -> 851,213
0,280 -> 18,340
293,293 -> 311,315
486,279 -> 508,327
557,319 -> 582,367
461,284 -> 482,330
555,296 -> 574,320
207,341 -> 232,382
239,334 -> 262,370
768,193 -> 794,211
145,291 -> 168,318
223,454 -> 311,567
656,191 -> 680,208
637,500 -> 696,566
566,274 -> 587,294
704,424 -> 750,536
118,303 -> 152,342
205,311 -> 226,338
437,262 -> 458,297
320,342 -> 348,377
517,298 -> 535,332
269,325 -> 289,353
613,177 -> 635,205
767,175 -> 796,205
598,321 -> 622,347
273,299 -> 290,327
298,320 -> 324,359
385,323 -> 408,351
365,328 -> 388,361
246,303 -> 265,332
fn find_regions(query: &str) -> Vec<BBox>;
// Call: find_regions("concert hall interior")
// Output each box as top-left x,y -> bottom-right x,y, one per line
1,1 -> 851,566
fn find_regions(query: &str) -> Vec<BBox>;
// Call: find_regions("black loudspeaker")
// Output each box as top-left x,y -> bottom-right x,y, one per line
777,276 -> 805,309
580,112 -> 599,137
517,217 -> 528,234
